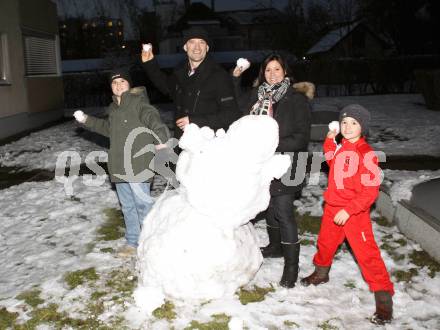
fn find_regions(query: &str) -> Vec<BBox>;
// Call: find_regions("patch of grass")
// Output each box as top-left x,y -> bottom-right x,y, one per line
380,242 -> 405,262
395,238 -> 407,246
7,269 -> 132,329
64,267 -> 99,289
100,247 -> 115,253
317,319 -> 339,330
86,300 -> 105,318
97,208 -> 125,241
13,302 -> 114,330
91,291 -> 107,300
393,268 -> 418,282
85,242 -> 96,253
152,301 -> 176,321
238,285 -> 275,305
0,307 -> 18,329
409,250 -> 440,278
296,212 -> 322,235
300,238 -> 315,246
344,280 -> 356,289
105,269 -> 137,298
16,289 -> 44,307
373,216 -> 393,227
185,313 -> 231,330
284,320 -> 299,327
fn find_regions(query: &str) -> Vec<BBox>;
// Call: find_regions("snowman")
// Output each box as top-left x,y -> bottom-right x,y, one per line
134,115 -> 290,312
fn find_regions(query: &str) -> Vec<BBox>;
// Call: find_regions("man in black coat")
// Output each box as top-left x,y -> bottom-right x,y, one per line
141,27 -> 240,139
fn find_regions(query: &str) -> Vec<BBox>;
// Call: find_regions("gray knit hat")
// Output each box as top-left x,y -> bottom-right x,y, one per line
339,104 -> 371,135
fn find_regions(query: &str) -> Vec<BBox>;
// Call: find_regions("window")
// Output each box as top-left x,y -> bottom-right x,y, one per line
23,34 -> 58,76
0,32 -> 10,84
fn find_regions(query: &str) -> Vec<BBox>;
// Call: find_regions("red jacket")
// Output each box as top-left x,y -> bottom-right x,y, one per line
323,137 -> 381,216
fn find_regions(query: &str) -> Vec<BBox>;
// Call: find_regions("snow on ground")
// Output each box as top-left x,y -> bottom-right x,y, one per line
1,94 -> 439,172
1,94 -> 440,329
0,178 -> 122,299
309,93 -> 440,157
0,122 -> 105,171
1,173 -> 439,329
382,169 -> 440,204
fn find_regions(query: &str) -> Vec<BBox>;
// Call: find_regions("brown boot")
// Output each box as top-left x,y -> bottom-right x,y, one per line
300,265 -> 330,286
371,291 -> 393,325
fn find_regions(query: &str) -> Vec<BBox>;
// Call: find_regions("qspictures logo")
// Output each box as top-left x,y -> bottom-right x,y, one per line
55,127 -> 386,198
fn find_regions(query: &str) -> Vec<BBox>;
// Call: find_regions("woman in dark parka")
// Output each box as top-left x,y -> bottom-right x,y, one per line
232,54 -> 313,287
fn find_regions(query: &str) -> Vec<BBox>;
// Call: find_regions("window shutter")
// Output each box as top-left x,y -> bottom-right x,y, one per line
23,36 -> 58,76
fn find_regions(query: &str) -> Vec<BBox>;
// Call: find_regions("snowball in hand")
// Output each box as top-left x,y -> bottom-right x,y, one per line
135,115 -> 290,311
328,120 -> 340,134
236,58 -> 250,71
73,110 -> 86,123
142,43 -> 152,52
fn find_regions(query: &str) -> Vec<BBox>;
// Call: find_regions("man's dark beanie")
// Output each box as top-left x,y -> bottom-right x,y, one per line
339,104 -> 371,135
109,68 -> 132,86
182,27 -> 210,46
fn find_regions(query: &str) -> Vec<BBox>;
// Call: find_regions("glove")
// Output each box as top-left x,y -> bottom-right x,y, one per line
73,110 -> 87,124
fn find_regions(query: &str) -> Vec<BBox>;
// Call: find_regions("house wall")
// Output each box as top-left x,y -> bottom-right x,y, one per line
0,0 -> 28,119
0,0 -> 63,140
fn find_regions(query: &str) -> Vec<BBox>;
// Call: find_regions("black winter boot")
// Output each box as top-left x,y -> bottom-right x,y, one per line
300,265 -> 330,286
370,291 -> 393,325
260,226 -> 282,258
279,242 -> 300,288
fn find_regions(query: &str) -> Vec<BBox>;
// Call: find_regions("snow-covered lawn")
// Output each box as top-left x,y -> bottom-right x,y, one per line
309,93 -> 440,157
1,175 -> 439,329
1,94 -> 440,329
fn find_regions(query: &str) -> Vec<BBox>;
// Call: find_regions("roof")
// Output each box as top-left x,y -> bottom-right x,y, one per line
307,22 -> 361,55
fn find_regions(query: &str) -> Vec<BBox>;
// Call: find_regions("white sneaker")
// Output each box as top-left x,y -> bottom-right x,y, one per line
117,245 -> 137,258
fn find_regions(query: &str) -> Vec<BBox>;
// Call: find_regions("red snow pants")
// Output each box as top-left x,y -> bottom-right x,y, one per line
313,204 -> 394,295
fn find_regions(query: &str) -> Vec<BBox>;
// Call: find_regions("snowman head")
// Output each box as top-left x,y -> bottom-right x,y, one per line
176,115 -> 290,227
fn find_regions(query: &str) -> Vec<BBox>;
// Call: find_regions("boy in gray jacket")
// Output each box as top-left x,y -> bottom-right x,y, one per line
74,68 -> 170,257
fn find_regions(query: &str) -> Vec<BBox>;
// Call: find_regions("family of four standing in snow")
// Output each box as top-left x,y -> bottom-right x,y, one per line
74,26 -> 393,325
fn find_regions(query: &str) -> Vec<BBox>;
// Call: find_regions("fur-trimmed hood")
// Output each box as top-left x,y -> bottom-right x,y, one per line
293,82 -> 315,100
128,86 -> 148,98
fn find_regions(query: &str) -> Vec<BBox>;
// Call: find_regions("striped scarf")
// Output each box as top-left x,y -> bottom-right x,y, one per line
250,78 -> 290,116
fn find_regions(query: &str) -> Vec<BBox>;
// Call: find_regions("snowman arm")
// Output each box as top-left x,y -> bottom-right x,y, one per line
260,154 -> 291,184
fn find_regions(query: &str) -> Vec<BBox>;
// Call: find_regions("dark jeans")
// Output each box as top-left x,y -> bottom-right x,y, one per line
266,194 -> 298,244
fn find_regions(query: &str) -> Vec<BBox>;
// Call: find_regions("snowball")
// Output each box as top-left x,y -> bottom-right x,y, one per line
328,120 -> 340,134
236,58 -> 250,71
142,43 -> 152,52
73,110 -> 86,123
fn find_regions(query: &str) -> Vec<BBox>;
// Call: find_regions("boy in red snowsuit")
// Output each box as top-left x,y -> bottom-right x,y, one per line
301,104 -> 394,325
